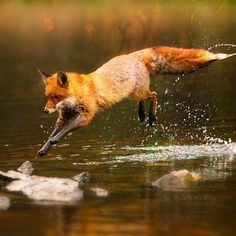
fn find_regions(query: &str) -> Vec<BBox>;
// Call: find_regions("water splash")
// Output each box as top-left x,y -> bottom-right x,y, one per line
208,43 -> 236,51
120,142 -> 236,162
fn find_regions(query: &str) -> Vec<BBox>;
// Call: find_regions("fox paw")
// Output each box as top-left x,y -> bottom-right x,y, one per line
149,114 -> 157,127
38,148 -> 47,156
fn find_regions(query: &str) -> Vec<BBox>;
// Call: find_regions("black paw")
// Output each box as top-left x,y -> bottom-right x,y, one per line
149,100 -> 157,127
38,148 -> 47,156
149,114 -> 157,127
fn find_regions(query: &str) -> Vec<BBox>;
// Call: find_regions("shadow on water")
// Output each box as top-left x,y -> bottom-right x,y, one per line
0,1 -> 236,236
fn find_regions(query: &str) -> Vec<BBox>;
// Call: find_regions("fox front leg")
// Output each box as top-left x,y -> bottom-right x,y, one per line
49,113 -> 88,145
38,125 -> 62,156
38,100 -> 81,156
37,116 -> 69,156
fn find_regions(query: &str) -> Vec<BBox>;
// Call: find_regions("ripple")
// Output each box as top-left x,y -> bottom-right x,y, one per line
118,143 -> 236,163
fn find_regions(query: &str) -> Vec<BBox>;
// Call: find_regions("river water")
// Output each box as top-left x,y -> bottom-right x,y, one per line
0,1 -> 236,235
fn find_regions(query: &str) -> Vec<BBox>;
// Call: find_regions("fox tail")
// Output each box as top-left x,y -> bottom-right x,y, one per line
141,46 -> 236,75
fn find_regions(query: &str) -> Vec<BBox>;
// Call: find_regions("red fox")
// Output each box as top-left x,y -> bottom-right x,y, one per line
37,46 -> 236,156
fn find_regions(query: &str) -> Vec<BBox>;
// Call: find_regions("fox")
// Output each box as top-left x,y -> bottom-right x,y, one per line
37,46 -> 236,156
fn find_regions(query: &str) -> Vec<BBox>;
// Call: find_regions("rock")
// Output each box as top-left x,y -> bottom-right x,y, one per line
0,170 -> 17,181
5,170 -> 29,180
0,161 -> 88,202
0,196 -> 10,210
6,176 -> 83,202
152,169 -> 201,191
0,170 -> 28,181
72,172 -> 90,186
231,143 -> 236,154
91,187 -> 109,197
17,161 -> 34,175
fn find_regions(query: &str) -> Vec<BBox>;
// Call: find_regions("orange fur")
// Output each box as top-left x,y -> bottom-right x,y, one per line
43,46 -> 233,125
44,73 -> 98,124
143,47 -> 216,74
38,45 -> 235,155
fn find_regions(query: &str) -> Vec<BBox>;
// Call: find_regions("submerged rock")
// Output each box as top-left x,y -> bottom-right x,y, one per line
152,169 -> 201,191
0,196 -> 10,210
91,187 -> 109,197
0,161 -> 89,202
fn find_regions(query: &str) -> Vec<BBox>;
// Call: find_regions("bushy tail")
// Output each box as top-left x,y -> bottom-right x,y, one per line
213,52 -> 236,60
142,46 -> 236,75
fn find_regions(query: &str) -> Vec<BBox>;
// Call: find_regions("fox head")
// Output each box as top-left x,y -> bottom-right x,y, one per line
38,69 -> 73,114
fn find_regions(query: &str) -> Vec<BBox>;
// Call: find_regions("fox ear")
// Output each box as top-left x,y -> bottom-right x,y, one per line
57,71 -> 68,87
37,69 -> 50,84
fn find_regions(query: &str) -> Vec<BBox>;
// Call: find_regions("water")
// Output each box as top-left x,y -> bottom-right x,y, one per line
0,1 -> 236,235
208,43 -> 236,51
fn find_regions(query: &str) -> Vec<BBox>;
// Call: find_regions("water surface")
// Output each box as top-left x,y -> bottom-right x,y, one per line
0,1 -> 236,235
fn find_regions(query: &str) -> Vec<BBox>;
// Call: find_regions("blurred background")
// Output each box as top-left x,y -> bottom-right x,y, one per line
0,1 -> 236,236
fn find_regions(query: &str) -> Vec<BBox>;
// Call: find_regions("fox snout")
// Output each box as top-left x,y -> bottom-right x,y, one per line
44,100 -> 56,114
44,107 -> 56,114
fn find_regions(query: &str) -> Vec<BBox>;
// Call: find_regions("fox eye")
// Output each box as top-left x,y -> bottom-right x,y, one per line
54,95 -> 62,100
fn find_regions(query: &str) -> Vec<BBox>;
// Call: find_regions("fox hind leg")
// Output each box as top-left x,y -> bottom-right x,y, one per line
136,90 -> 158,126
148,91 -> 158,126
132,81 -> 157,125
138,101 -> 146,122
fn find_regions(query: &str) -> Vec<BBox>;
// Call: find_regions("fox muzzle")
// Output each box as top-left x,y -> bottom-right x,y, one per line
44,108 -> 56,114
